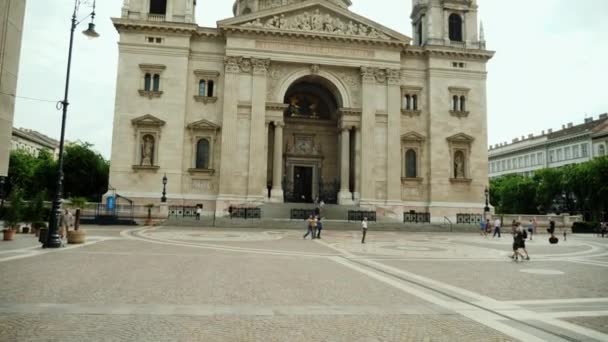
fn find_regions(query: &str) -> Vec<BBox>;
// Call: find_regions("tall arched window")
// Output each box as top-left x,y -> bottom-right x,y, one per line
404,95 -> 411,110
196,138 -> 210,169
406,149 -> 417,178
152,74 -> 160,91
207,80 -> 214,97
452,95 -> 459,111
459,96 -> 466,112
412,95 -> 418,110
417,21 -> 423,46
449,14 -> 463,42
144,73 -> 152,91
198,80 -> 206,97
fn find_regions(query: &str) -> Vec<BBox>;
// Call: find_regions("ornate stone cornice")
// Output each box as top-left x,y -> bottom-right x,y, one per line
404,46 -> 495,61
112,18 -> 198,36
387,69 -> 401,85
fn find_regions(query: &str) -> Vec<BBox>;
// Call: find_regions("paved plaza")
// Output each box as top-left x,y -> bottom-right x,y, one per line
0,225 -> 607,341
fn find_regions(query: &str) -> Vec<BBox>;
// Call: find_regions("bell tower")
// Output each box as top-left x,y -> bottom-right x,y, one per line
411,0 -> 483,49
121,0 -> 196,23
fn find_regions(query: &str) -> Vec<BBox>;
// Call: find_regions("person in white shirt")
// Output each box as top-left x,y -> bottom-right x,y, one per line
361,217 -> 368,244
493,218 -> 501,238
195,206 -> 202,221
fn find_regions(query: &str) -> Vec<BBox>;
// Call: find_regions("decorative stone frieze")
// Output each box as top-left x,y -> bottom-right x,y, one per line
387,69 -> 401,86
241,9 -> 390,40
310,64 -> 320,75
360,66 -> 376,84
252,58 -> 271,75
224,56 -> 241,73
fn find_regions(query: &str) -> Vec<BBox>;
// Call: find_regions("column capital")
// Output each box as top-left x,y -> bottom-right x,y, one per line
252,58 -> 271,75
224,56 -> 241,74
387,68 -> 401,86
274,121 -> 285,128
360,66 -> 376,84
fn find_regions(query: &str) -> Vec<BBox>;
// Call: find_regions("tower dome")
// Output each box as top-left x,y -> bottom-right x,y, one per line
233,0 -> 352,17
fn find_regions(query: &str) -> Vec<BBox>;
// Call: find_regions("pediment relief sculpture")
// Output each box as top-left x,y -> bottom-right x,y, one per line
242,8 -> 391,40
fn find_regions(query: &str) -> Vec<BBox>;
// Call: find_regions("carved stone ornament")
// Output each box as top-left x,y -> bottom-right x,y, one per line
360,66 -> 376,83
310,64 -> 320,75
387,69 -> 401,85
224,56 -> 241,73
374,69 -> 387,84
252,58 -> 271,75
242,8 -> 391,40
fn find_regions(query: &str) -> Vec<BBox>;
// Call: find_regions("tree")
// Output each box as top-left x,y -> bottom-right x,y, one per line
62,142 -> 109,202
533,168 -> 563,213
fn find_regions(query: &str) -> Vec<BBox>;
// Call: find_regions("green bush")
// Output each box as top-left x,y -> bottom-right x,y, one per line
4,189 -> 24,229
572,222 -> 599,234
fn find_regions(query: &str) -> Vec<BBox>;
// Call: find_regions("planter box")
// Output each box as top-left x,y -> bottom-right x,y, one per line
3,229 -> 15,241
67,230 -> 85,244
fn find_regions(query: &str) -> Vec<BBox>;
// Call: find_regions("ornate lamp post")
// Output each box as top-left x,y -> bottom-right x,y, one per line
0,176 -> 5,209
484,186 -> 490,213
44,0 -> 99,248
161,174 -> 168,203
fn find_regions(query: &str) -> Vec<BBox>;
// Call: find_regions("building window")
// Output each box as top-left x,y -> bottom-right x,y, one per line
417,21 -> 423,46
401,86 -> 422,116
549,150 -> 554,162
565,146 -> 571,159
599,144 -> 606,156
452,95 -> 458,111
524,155 -> 530,167
459,96 -> 466,112
194,70 -> 220,104
538,152 -> 544,164
557,149 -> 563,161
507,159 -> 511,170
518,157 -> 523,167
531,154 -> 536,165
449,87 -> 470,118
573,145 -> 580,158
582,143 -> 589,157
405,150 -> 417,178
144,73 -> 152,91
501,160 -> 506,171
150,0 -> 167,15
139,64 -> 166,98
449,14 -> 463,42
196,139 -> 210,169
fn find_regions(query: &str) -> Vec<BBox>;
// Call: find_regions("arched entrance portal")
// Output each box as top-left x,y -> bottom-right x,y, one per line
280,76 -> 343,203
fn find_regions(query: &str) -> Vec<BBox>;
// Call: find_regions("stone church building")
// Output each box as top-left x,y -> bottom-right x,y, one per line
109,0 -> 494,221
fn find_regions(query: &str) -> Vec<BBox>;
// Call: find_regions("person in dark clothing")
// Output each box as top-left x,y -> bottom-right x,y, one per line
511,225 -> 529,261
316,217 -> 323,239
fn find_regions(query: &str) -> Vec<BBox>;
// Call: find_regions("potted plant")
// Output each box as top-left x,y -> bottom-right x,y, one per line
67,197 -> 87,244
3,189 -> 24,241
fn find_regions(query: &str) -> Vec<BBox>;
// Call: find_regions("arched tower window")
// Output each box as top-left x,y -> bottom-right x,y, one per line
242,7 -> 252,15
417,21 -> 423,46
196,139 -> 210,169
449,14 -> 463,42
405,149 -> 417,178
452,95 -> 459,111
150,0 -> 167,15
144,73 -> 152,91
459,96 -> 466,112
412,95 -> 418,111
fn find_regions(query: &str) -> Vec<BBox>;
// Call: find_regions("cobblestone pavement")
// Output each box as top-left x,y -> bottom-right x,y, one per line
0,225 -> 606,341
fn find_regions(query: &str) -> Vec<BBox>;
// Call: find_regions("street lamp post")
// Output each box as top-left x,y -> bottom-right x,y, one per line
161,174 -> 168,203
44,0 -> 99,248
484,186 -> 490,214
0,176 -> 5,209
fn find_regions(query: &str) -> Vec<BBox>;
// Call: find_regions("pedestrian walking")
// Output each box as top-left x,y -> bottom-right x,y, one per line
361,217 -> 368,244
303,215 -> 315,239
527,219 -> 534,241
480,219 -> 487,237
316,217 -> 323,239
59,209 -> 71,241
196,206 -> 202,221
510,224 -> 529,261
493,217 -> 501,238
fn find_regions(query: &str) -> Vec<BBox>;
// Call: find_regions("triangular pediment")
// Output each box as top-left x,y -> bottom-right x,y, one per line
218,0 -> 410,45
446,133 -> 475,143
186,119 -> 221,131
131,114 -> 166,127
401,131 -> 426,142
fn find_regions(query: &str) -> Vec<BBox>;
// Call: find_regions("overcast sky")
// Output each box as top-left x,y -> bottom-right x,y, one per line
13,0 -> 608,158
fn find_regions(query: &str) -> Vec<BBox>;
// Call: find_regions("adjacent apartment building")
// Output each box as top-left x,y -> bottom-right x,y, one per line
0,0 -> 27,191
488,113 -> 608,178
11,127 -> 59,159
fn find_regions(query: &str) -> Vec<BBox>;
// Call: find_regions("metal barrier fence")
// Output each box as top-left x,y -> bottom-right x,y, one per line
169,206 -> 198,218
456,213 -> 483,224
348,211 -> 376,222
229,207 -> 262,219
404,212 -> 431,223
290,209 -> 316,220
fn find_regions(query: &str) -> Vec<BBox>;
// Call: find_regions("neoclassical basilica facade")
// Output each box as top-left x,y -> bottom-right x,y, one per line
109,0 -> 494,221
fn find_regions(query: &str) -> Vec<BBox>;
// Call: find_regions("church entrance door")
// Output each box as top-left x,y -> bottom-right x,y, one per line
293,166 -> 313,203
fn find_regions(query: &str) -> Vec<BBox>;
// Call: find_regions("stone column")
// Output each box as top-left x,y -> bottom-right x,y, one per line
270,121 -> 284,202
386,69 -> 402,204
338,127 -> 353,205
353,126 -> 361,203
262,121 -> 270,199
247,58 -> 270,202
359,67 -> 376,204
217,57 -> 240,205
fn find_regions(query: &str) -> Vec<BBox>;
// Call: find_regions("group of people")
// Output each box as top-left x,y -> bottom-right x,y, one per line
303,214 -> 369,243
510,221 -> 530,262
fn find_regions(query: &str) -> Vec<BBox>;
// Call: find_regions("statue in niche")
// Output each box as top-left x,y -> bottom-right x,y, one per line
288,96 -> 301,116
141,135 -> 155,166
454,151 -> 465,178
